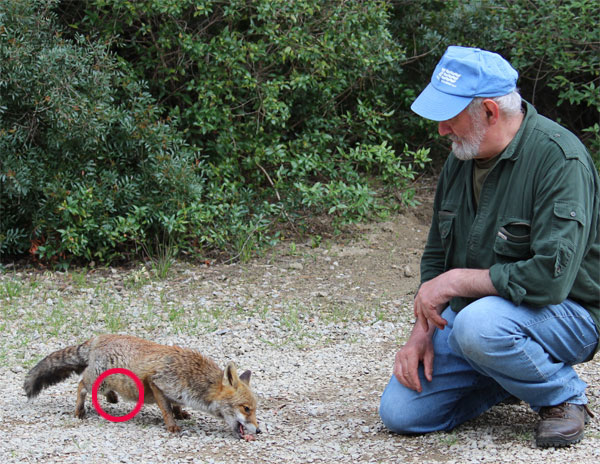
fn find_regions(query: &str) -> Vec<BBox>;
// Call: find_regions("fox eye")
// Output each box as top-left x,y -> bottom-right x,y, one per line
244,406 -> 250,413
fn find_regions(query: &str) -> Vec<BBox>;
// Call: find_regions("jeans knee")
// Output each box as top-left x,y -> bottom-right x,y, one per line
379,387 -> 413,433
450,297 -> 512,363
379,377 -> 451,434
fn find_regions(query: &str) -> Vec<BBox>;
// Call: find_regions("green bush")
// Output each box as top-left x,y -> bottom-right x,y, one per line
0,0 -> 206,264
4,0 -> 595,266
2,0 -> 429,265
56,0 -> 429,216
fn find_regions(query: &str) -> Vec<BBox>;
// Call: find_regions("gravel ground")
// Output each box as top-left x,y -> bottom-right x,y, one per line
1,201 -> 599,463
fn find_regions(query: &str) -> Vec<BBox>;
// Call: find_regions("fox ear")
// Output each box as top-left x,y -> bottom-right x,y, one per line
239,370 -> 252,385
223,362 -> 239,388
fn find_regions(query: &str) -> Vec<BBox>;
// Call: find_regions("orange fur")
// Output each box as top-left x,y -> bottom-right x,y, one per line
24,334 -> 260,439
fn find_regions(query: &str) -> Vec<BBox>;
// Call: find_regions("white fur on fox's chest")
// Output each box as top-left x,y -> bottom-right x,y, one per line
165,389 -> 219,416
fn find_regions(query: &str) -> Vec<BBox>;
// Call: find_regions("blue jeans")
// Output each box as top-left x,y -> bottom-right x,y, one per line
379,296 -> 599,433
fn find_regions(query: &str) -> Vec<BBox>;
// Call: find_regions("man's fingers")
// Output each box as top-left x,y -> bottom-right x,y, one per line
415,306 -> 429,332
430,312 -> 448,330
417,303 -> 446,331
393,352 -> 404,382
406,358 -> 422,392
423,350 -> 434,382
394,351 -> 421,392
403,352 -> 423,392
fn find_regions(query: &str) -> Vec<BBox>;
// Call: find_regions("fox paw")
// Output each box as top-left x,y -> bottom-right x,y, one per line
175,410 -> 190,420
105,391 -> 119,403
167,424 -> 181,433
173,408 -> 190,420
74,408 -> 86,419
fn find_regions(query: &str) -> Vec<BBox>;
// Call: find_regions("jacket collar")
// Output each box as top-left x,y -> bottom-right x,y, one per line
499,100 -> 537,161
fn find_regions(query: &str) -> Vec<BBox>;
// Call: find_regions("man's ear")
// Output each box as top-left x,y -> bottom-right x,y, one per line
482,99 -> 500,124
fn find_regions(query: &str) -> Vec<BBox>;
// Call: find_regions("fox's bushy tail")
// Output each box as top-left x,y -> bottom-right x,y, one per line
24,340 -> 91,399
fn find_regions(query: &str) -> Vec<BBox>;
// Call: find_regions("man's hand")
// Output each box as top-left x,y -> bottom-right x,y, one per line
414,273 -> 451,332
414,268 -> 499,332
394,268 -> 498,391
393,323 -> 435,392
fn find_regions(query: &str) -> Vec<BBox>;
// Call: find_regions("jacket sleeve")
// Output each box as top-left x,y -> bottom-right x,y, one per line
420,169 -> 447,285
489,153 -> 597,307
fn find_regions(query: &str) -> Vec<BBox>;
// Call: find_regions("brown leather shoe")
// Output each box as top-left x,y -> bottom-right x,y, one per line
536,403 -> 594,447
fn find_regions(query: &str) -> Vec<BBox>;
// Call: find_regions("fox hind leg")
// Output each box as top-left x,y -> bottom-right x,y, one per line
105,390 -> 119,403
75,379 -> 87,419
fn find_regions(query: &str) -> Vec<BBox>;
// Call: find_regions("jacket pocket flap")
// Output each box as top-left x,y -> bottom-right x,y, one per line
554,202 -> 585,226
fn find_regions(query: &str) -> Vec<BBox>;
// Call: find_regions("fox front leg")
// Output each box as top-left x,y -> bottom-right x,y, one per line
147,381 -> 180,433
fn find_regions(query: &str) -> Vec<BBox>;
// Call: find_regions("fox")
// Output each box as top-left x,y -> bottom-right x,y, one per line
23,334 -> 260,441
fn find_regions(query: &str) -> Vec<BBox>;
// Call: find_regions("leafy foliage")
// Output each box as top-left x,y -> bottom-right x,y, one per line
1,0 -> 430,265
0,0 -> 205,263
1,0 -> 596,265
58,0 -> 428,215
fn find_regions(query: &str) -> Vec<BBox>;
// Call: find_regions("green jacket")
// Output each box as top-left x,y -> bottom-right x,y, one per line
421,101 -> 600,352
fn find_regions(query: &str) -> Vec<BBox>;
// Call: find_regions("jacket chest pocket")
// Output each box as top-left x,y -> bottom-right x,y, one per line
493,220 -> 532,260
438,210 -> 456,251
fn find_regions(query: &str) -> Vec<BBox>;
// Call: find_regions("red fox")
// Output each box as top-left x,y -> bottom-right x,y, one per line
23,334 -> 260,440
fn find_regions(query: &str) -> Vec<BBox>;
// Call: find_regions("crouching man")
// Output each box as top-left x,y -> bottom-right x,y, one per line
380,46 -> 599,447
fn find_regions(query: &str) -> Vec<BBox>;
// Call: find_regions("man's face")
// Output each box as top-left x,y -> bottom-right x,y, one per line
438,107 -> 488,160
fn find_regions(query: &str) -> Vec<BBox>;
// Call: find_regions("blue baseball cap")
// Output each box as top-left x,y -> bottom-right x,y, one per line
411,46 -> 518,121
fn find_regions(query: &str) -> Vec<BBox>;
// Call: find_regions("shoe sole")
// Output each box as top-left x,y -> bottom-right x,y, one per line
536,409 -> 591,447
536,431 -> 584,448
536,418 -> 589,448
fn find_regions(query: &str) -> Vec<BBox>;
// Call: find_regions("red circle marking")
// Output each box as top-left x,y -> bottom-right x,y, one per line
91,368 -> 144,422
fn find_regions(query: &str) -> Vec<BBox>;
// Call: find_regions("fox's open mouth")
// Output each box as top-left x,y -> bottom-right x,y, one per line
238,422 -> 256,441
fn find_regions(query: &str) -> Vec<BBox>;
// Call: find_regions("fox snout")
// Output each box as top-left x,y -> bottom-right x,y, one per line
238,412 -> 260,435
234,417 -> 261,442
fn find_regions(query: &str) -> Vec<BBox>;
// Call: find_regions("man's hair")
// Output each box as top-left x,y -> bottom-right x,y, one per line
467,90 -> 523,118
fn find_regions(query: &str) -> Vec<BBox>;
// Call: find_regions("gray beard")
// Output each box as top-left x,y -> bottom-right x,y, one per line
452,141 -> 479,160
451,118 -> 487,161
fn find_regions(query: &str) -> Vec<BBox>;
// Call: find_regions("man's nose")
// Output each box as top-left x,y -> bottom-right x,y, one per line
438,120 -> 453,136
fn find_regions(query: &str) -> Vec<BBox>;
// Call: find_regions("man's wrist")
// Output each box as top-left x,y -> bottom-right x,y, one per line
443,268 -> 497,299
441,269 -> 460,300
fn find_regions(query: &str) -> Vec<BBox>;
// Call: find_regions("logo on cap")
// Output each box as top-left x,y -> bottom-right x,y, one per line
436,68 -> 461,87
